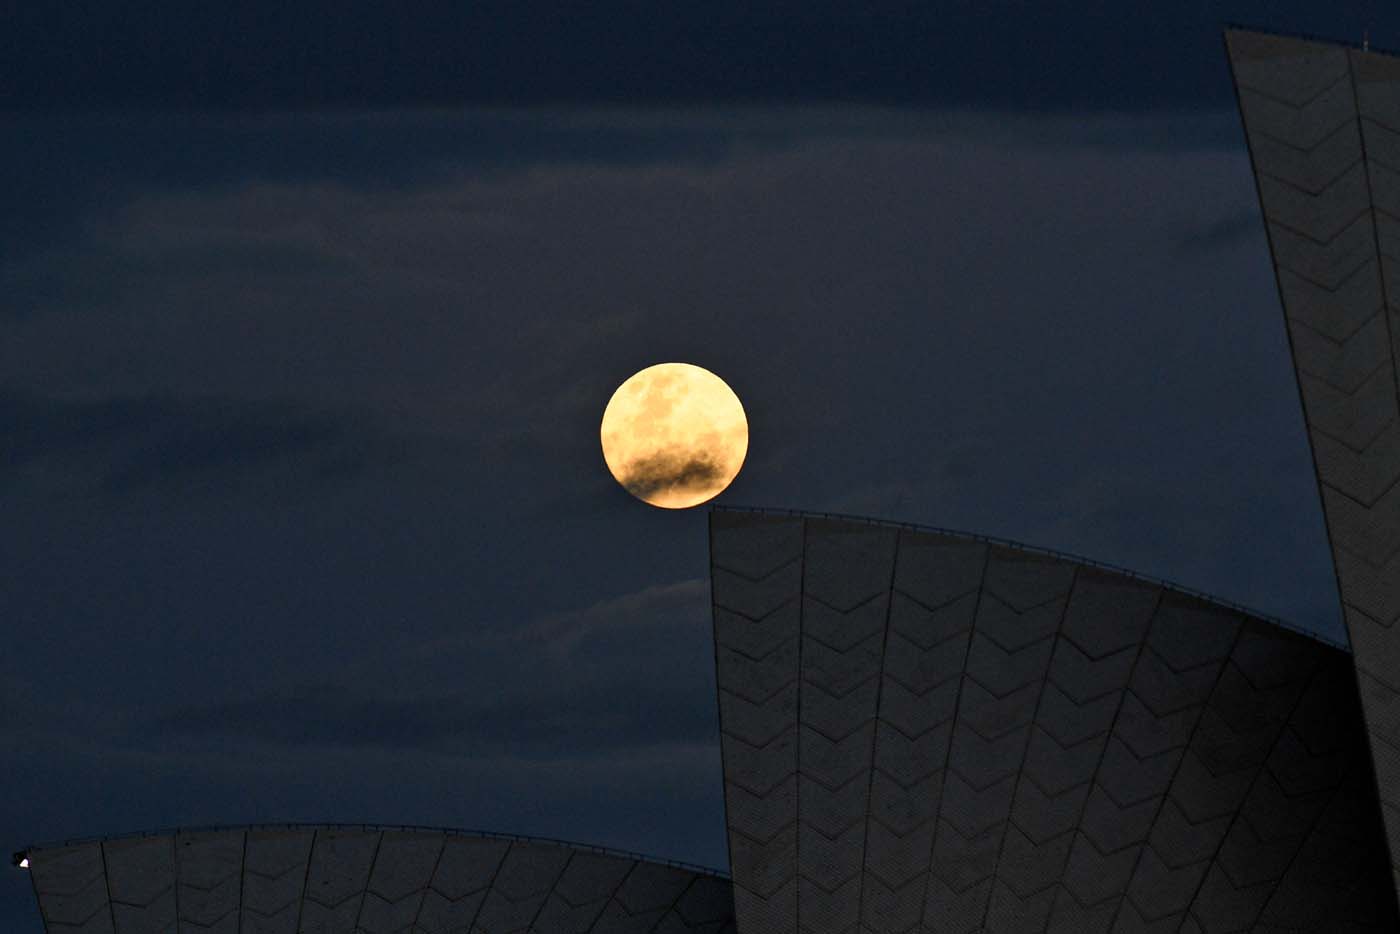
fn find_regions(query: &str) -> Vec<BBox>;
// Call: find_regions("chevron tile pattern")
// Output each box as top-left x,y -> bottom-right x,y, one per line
710,510 -> 1396,934
1227,28 -> 1400,911
22,827 -> 735,934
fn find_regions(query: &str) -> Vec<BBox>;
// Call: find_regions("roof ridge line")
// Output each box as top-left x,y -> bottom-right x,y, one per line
712,505 -> 1348,652
15,823 -> 730,880
1224,23 -> 1400,61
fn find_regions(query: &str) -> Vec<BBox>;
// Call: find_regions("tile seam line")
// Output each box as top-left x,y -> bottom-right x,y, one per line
465,840 -> 514,934
977,565 -> 1080,932
236,829 -> 247,934
852,526 -> 901,934
405,832 -> 447,934
1350,51 -> 1400,433
171,832 -> 182,934
707,509 -> 741,926
1171,653 -> 1328,933
1249,695 -> 1358,928
290,828 -> 317,934
794,516 -> 807,934
913,541 -> 992,934
520,849 -> 573,934
640,868 -> 700,934
1343,43 -> 1400,912
98,842 -> 117,934
1099,602 -> 1249,932
1037,584 -> 1166,933
349,830 -> 384,934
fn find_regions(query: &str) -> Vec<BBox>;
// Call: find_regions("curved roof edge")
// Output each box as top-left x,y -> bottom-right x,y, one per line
14,821 -> 729,879
713,504 -> 1348,652
1223,23 -> 1400,59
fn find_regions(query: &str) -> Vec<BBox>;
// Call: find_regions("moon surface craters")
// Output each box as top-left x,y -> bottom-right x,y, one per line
600,363 -> 748,510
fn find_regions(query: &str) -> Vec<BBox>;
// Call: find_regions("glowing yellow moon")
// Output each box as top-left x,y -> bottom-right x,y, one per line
600,363 -> 748,509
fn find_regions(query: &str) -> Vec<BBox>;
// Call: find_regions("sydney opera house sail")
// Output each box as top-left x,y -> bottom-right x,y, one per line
710,509 -> 1396,934
1227,27 -> 1400,908
18,826 -> 736,934
18,24 -> 1400,934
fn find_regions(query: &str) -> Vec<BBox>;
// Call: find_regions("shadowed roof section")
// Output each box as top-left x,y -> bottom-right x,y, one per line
17,824 -> 734,934
1226,25 -> 1400,914
709,507 -> 1396,933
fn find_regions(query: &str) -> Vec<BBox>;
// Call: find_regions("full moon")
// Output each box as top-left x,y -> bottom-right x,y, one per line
600,363 -> 749,509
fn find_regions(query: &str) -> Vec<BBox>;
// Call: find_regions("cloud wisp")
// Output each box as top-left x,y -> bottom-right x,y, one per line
0,391 -> 413,499
619,448 -> 725,501
143,577 -> 716,758
155,680 -> 715,757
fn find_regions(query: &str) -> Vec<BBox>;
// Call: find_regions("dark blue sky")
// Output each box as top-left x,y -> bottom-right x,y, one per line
4,5 -> 1397,931
2,2 -> 1394,111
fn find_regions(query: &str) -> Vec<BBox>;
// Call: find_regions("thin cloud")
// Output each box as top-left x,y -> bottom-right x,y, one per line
620,448 -> 725,500
512,578 -> 709,652
1173,209 -> 1262,255
0,391 -> 408,497
154,680 -> 715,757
145,576 -> 715,756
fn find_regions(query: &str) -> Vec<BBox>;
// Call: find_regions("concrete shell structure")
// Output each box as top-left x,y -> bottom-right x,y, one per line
1226,27 -> 1400,909
18,826 -> 735,934
18,25 -> 1400,934
710,509 -> 1397,934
